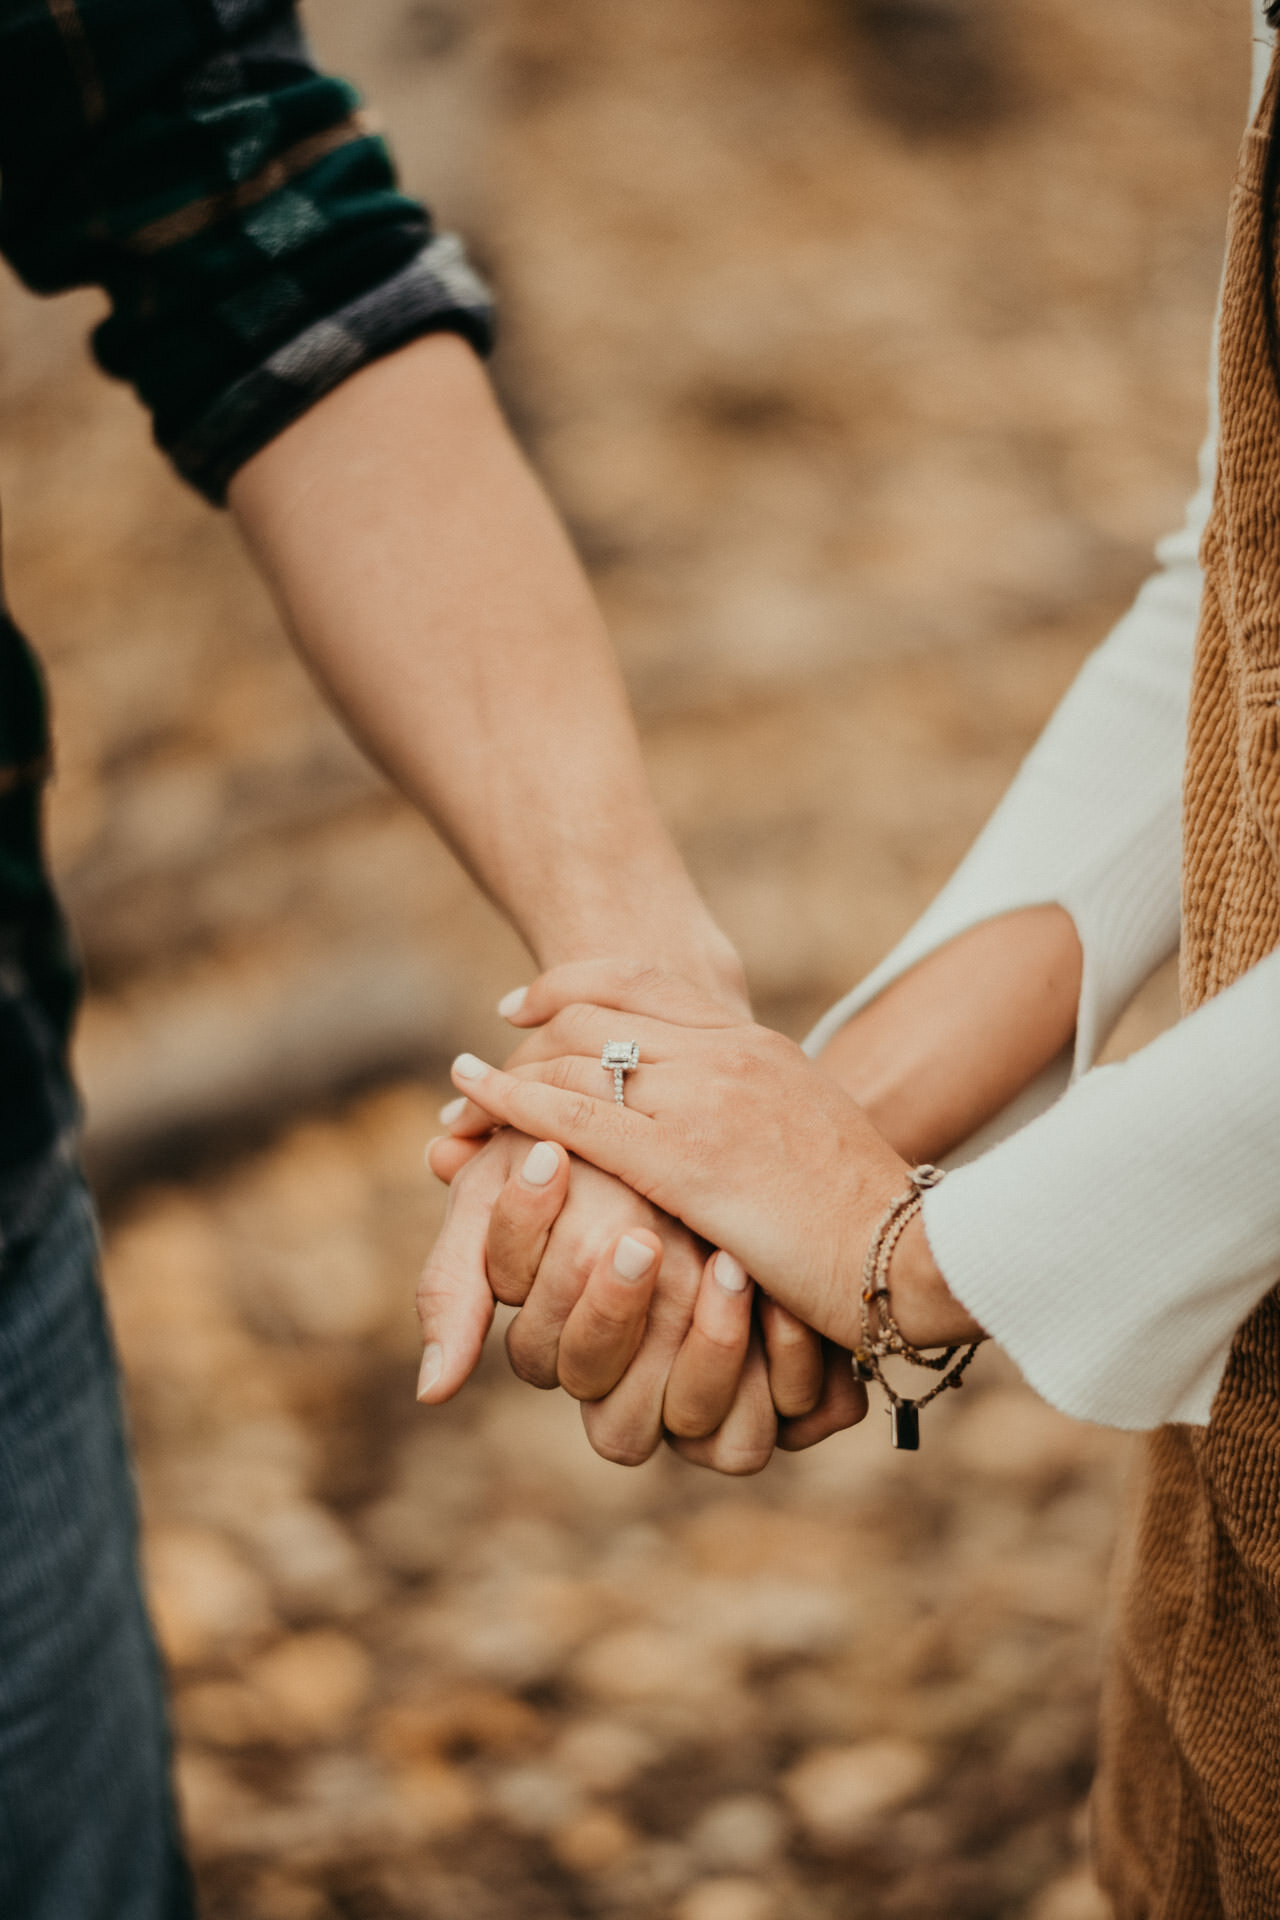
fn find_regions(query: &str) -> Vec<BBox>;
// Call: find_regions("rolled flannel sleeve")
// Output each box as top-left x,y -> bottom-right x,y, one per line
0,0 -> 494,501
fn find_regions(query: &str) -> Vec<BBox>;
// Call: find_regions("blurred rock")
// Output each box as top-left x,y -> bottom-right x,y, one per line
390,1758 -> 480,1838
374,1687 -> 543,1764
549,1806 -> 638,1875
487,1762 -> 583,1834
177,1678 -> 273,1749
674,1876 -> 779,1920
103,1196 -> 268,1422
572,1625 -> 738,1707
359,1427 -> 492,1577
145,1525 -> 276,1667
681,1502 -> 852,1584
425,1573 -> 609,1687
245,1501 -> 380,1620
164,1416 -> 315,1532
782,1738 -> 934,1851
551,1716 -> 660,1791
677,1578 -> 852,1661
246,1871 -> 338,1920
479,1382 -> 672,1518
175,1750 -> 263,1850
594,1839 -> 696,1907
247,1631 -> 373,1743
951,1387 -> 1096,1490
688,1793 -> 789,1873
1029,1868 -> 1114,1920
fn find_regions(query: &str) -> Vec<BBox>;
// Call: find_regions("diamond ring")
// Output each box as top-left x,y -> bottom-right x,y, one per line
601,1040 -> 640,1105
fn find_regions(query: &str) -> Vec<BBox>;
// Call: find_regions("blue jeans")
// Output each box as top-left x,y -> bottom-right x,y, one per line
0,1161 -> 195,1919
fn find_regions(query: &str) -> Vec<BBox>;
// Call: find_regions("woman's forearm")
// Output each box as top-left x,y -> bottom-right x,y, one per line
229,333 -> 743,1004
816,905 -> 1083,1162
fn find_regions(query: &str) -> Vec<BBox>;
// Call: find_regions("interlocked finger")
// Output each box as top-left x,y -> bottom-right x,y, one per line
662,1251 -> 755,1438
556,1230 -> 661,1401
665,1329 -> 777,1477
486,1139 -> 570,1306
759,1297 -> 826,1417
776,1343 -> 868,1450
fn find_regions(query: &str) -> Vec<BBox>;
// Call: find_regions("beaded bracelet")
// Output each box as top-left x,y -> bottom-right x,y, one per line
853,1165 -> 979,1450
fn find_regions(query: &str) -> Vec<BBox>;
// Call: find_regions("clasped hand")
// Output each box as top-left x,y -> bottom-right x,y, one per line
419,962 -> 981,1473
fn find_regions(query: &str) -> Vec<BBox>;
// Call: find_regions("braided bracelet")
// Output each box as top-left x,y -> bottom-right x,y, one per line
853,1165 -> 979,1450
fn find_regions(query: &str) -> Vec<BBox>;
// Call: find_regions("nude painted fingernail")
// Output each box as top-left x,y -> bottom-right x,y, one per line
416,1342 -> 443,1399
714,1250 -> 749,1293
614,1235 -> 657,1282
439,1097 -> 466,1125
498,986 -> 528,1019
522,1141 -> 560,1187
452,1053 -> 488,1081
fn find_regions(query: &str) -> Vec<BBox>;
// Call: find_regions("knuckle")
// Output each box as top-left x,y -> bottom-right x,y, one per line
712,1438 -> 774,1477
665,1402 -> 720,1441
590,1436 -> 653,1468
559,1360 -> 609,1402
581,1403 -> 659,1466
504,1325 -> 557,1390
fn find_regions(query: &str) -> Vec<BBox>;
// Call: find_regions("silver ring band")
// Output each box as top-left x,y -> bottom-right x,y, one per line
601,1040 -> 640,1106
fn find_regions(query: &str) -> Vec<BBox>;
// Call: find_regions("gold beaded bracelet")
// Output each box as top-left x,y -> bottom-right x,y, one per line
853,1165 -> 979,1450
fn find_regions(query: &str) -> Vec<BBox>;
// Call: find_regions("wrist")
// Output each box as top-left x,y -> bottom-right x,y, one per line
887,1211 -> 985,1348
535,890 -> 748,1016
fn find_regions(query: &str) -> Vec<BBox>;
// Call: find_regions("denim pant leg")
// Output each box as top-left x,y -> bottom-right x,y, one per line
0,1167 -> 196,1920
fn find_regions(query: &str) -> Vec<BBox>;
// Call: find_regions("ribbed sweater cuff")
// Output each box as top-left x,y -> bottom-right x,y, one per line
924,955 -> 1280,1429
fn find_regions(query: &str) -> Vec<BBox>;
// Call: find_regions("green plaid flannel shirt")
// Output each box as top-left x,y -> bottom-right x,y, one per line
0,0 -> 494,1223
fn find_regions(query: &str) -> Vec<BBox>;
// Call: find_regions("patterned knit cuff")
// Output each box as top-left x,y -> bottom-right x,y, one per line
167,233 -> 495,504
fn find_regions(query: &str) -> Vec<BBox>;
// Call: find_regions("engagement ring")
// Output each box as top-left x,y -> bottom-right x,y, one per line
601,1040 -> 640,1105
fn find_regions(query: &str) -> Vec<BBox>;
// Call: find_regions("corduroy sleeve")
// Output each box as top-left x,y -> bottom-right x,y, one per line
0,0 -> 494,502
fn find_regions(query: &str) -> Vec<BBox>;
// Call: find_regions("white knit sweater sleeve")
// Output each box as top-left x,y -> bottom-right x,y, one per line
921,955 -> 1280,1428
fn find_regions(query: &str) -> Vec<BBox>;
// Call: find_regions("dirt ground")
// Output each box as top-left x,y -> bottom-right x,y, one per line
0,0 -> 1256,1913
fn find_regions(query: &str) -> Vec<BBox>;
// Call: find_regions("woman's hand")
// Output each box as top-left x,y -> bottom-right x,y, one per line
441,962 -> 984,1354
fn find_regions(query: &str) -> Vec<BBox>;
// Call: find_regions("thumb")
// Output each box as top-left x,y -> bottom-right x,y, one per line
415,1170 -> 501,1402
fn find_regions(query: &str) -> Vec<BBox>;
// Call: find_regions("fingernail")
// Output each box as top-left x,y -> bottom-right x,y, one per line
498,986 -> 528,1018
522,1141 -> 560,1187
439,1097 -> 466,1125
452,1053 -> 488,1081
424,1136 -> 442,1165
614,1235 -> 657,1283
416,1342 -> 443,1399
714,1250 -> 749,1294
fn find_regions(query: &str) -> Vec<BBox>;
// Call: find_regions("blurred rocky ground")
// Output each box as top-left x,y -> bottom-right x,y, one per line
0,0 -> 1249,1911
114,1078 -> 1128,1920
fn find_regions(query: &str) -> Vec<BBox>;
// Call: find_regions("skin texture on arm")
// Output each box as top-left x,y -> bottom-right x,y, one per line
816,905 -> 1083,1330
816,905 -> 1083,1163
228,332 -> 742,997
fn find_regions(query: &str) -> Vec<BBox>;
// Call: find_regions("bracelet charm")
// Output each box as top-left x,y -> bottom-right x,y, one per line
858,1164 -> 978,1450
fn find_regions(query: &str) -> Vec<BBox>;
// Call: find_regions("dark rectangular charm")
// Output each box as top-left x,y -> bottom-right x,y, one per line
890,1402 -> 920,1450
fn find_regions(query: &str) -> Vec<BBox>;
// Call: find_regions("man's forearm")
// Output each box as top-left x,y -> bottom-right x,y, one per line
228,333 -> 742,1003
817,905 -> 1083,1162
